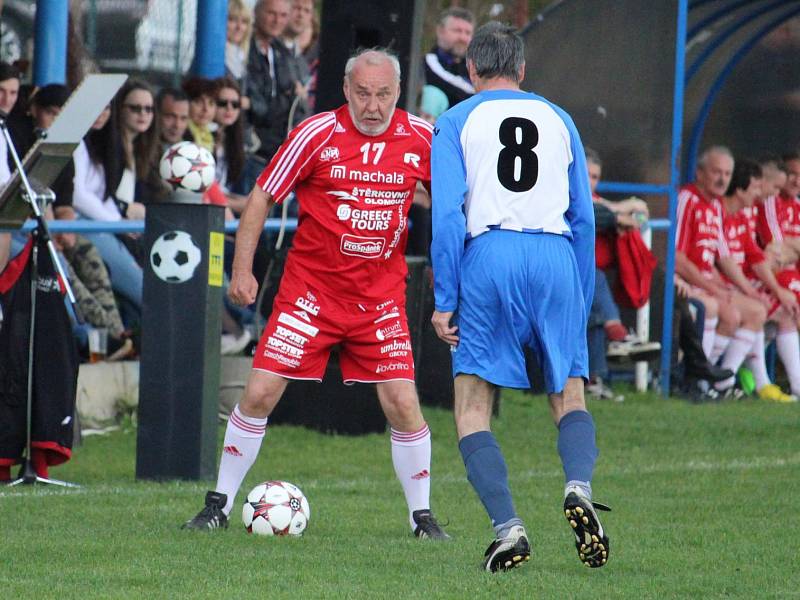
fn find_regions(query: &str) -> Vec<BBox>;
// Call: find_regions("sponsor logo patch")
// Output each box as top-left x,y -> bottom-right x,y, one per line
376,362 -> 410,374
375,321 -> 405,341
329,166 -> 405,184
340,234 -> 384,258
319,146 -> 340,161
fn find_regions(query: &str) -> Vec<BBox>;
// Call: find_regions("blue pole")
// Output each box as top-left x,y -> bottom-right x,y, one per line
660,0 -> 689,397
33,0 -> 69,86
685,4 -> 800,180
194,0 -> 228,77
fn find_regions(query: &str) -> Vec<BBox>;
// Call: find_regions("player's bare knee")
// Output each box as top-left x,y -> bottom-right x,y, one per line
549,378 -> 586,424
717,303 -> 741,333
701,295 -> 719,319
240,372 -> 287,418
745,302 -> 767,327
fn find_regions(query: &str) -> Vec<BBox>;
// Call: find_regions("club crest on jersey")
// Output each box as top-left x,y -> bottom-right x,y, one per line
394,123 -> 411,136
319,146 -> 340,162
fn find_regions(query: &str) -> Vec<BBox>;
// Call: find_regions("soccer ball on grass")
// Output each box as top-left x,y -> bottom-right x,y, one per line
159,141 -> 216,193
242,480 -> 310,536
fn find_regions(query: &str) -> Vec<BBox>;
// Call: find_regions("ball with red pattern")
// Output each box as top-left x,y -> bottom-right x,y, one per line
242,480 -> 310,536
158,141 -> 216,193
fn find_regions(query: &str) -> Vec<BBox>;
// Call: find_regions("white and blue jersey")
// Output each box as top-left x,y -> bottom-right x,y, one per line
430,89 -> 595,391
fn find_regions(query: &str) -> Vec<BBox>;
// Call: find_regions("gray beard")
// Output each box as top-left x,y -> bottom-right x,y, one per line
349,104 -> 395,137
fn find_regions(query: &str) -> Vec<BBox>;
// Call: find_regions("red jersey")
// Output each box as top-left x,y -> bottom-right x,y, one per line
256,106 -> 432,301
592,192 -> 615,270
758,192 -> 800,244
719,208 -> 765,283
676,184 -> 726,273
742,203 -> 761,244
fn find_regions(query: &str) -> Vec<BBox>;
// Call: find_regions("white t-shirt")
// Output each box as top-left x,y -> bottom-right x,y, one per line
72,140 -> 122,221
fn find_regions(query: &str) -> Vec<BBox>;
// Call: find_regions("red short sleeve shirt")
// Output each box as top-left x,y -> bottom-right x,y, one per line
675,184 -> 726,273
758,193 -> 800,245
256,106 -> 433,302
720,208 -> 765,283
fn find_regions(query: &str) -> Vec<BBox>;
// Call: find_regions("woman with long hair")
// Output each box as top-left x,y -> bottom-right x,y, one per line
113,78 -> 165,210
213,76 -> 247,204
211,77 -> 255,354
225,0 -> 252,85
73,103 -> 144,318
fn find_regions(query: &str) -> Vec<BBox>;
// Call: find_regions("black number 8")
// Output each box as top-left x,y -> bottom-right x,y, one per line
497,117 -> 539,192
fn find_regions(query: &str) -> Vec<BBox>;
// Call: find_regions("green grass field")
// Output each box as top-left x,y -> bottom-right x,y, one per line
1,390 -> 798,599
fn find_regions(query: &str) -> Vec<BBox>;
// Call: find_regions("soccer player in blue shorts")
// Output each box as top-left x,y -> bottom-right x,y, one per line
430,22 -> 610,572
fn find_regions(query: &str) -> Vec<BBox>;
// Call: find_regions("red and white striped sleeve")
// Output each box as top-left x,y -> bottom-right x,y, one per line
715,201 -> 730,258
759,195 -> 783,244
675,187 -> 695,254
255,112 -> 337,203
407,113 -> 433,192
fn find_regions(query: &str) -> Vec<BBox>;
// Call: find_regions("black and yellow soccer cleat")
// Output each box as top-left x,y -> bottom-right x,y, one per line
482,525 -> 531,572
563,486 -> 611,568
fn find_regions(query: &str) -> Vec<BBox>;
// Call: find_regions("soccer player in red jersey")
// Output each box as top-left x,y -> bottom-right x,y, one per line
674,146 -> 767,387
184,49 -> 450,538
720,159 -> 798,401
758,153 -> 800,249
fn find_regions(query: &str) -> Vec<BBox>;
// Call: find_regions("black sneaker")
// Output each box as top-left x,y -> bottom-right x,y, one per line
563,486 -> 611,568
182,491 -> 229,531
412,509 -> 450,540
483,525 -> 531,572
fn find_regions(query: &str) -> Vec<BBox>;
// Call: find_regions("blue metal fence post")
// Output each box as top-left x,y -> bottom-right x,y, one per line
33,0 -> 69,86
194,0 -> 229,77
660,0 -> 689,396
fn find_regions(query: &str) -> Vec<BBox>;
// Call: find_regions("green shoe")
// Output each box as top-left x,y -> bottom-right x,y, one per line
737,367 -> 756,395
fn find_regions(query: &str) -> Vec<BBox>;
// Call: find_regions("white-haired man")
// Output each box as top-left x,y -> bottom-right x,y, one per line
184,49 -> 449,540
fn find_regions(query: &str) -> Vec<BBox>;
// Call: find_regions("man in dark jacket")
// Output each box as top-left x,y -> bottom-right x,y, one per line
423,7 -> 474,108
247,0 -> 310,166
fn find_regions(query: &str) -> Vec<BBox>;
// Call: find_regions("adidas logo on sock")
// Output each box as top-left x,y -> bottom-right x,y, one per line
411,469 -> 430,480
223,445 -> 243,457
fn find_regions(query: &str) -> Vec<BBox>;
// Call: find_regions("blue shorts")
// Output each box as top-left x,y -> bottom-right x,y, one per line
452,230 -> 589,393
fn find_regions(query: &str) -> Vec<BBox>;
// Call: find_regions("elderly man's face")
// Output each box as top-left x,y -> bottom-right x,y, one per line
343,59 -> 400,136
696,152 -> 734,198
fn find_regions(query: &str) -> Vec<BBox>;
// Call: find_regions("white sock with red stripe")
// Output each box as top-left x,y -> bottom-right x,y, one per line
391,423 -> 432,530
746,330 -> 771,390
776,330 -> 800,395
702,317 -> 718,360
715,329 -> 757,390
709,332 -> 731,365
216,405 -> 268,515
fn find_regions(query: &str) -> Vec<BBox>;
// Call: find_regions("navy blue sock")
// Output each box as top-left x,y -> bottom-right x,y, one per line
557,410 -> 598,485
458,431 -> 517,526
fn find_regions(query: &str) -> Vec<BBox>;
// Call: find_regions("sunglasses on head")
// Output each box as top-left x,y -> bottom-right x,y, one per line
125,103 -> 153,114
216,99 -> 241,109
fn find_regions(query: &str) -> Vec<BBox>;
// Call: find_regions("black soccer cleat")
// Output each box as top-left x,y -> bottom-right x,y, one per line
182,491 -> 229,531
412,509 -> 451,540
482,525 -> 531,572
563,486 -> 611,568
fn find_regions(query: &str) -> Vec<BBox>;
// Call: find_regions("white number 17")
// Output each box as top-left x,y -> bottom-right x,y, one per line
360,142 -> 386,165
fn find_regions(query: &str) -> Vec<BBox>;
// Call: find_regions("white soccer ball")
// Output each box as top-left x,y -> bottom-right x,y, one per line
242,480 -> 310,536
159,141 -> 216,192
149,230 -> 202,284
